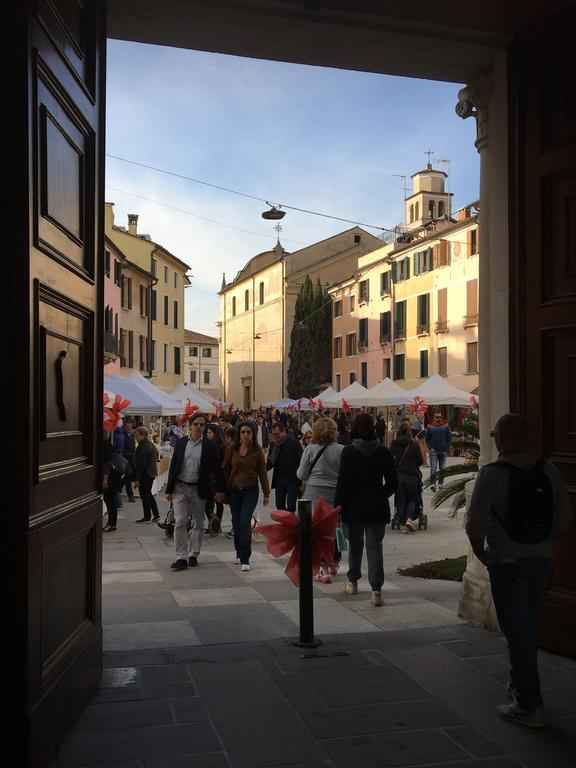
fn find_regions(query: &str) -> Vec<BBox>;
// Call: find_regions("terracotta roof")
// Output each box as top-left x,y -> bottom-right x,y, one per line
184,329 -> 219,345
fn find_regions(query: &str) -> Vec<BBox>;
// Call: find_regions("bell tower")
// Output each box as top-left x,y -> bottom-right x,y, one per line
405,162 -> 452,229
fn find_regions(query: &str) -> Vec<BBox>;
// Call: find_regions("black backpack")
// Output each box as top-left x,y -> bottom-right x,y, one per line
490,459 -> 554,543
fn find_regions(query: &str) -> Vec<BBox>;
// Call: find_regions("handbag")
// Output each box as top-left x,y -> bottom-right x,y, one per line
110,450 -> 128,476
157,502 -> 175,536
336,524 -> 348,552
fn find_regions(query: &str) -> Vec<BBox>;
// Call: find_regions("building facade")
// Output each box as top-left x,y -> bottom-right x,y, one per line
103,237 -> 123,374
105,204 -> 191,390
184,330 -> 220,400
219,228 -> 382,407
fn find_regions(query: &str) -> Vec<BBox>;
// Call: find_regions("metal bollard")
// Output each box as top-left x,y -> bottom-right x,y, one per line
292,498 -> 322,648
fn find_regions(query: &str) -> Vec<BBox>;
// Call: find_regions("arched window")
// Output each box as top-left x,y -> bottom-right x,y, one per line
409,204 -> 414,223
428,199 -> 436,218
232,296 -> 236,316
438,201 -> 445,217
415,201 -> 420,220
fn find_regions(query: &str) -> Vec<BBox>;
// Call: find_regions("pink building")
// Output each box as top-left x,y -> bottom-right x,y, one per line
103,237 -> 124,374
329,278 -> 359,391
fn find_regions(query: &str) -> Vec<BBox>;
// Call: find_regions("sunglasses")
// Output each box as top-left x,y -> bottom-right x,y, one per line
192,422 -> 206,428
489,430 -> 498,438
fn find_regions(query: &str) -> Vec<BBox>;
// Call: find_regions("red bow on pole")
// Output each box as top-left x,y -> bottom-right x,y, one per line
178,400 -> 199,427
341,398 -> 350,413
408,396 -> 428,415
296,398 -> 303,411
103,393 -> 131,432
308,397 -> 317,411
258,498 -> 340,587
470,395 -> 479,409
317,398 -> 324,413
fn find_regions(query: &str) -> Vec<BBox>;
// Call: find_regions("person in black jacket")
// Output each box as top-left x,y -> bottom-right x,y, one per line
165,413 -> 225,570
122,420 -> 137,502
267,421 -> 303,512
334,413 -> 397,606
390,422 -> 423,533
133,426 -> 160,523
103,435 -> 124,532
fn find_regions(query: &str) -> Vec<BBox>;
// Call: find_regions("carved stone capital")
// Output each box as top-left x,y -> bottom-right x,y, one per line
456,73 -> 492,151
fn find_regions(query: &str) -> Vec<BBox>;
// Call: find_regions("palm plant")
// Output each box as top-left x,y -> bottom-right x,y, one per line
423,422 -> 479,518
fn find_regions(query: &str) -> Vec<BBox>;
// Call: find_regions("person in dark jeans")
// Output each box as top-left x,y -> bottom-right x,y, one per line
133,426 -> 159,522
389,422 -> 423,533
425,412 -> 452,491
335,413 -> 397,607
103,436 -> 124,532
122,419 -> 137,502
267,422 -> 302,512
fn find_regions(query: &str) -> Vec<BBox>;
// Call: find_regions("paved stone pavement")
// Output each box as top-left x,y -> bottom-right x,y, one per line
50,480 -> 576,768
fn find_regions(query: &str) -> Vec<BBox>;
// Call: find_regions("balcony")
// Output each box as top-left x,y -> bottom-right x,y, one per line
417,323 -> 430,336
435,320 -> 448,333
394,328 -> 406,341
463,313 -> 478,328
104,331 -> 119,362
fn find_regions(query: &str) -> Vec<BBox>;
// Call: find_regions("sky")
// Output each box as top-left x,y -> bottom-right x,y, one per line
106,41 -> 480,337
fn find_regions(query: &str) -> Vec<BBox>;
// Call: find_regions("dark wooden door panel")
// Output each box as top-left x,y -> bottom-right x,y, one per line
510,7 -> 576,657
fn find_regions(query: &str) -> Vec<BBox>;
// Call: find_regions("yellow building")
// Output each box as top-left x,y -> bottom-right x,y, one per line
105,203 -> 191,390
219,228 -> 382,408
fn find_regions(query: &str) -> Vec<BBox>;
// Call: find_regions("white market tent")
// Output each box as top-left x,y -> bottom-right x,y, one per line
353,377 -> 413,407
265,397 -> 297,409
104,374 -> 182,415
316,386 -> 337,404
169,383 -> 219,412
387,373 -> 476,407
322,381 -> 369,408
128,371 -> 187,412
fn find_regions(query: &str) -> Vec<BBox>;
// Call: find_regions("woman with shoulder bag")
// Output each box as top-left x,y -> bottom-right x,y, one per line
297,417 -> 344,583
223,422 -> 270,571
103,434 -> 125,532
390,422 -> 423,533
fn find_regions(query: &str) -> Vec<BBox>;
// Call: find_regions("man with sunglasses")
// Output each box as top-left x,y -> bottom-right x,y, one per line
165,413 -> 225,570
466,413 -> 571,728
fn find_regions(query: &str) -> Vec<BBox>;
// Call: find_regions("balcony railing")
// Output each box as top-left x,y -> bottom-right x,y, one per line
417,323 -> 430,336
104,331 -> 119,360
435,320 -> 448,333
394,327 -> 406,341
463,313 -> 478,328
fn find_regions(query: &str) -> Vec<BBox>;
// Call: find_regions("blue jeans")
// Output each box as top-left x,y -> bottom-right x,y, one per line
274,479 -> 299,513
228,485 -> 259,565
346,523 -> 386,591
488,558 -> 552,711
429,451 -> 447,487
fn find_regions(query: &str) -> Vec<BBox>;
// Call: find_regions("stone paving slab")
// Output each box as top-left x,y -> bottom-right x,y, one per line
272,598 -> 380,635
104,620 -> 201,651
172,586 -> 266,608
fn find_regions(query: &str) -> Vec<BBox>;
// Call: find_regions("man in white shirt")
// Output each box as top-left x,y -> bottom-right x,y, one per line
466,413 -> 572,728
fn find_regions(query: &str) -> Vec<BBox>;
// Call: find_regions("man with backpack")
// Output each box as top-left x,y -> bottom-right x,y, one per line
466,413 -> 572,729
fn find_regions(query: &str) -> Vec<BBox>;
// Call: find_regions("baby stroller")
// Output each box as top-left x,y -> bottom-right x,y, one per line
391,475 -> 428,531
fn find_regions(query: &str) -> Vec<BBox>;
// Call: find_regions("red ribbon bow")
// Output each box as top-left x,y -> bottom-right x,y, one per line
408,396 -> 428,414
178,400 -> 199,427
258,498 -> 340,587
470,395 -> 479,408
317,398 -> 324,413
309,397 -> 317,410
103,393 -> 131,432
341,398 -> 350,413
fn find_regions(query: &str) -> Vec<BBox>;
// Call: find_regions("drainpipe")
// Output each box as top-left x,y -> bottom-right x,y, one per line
147,272 -> 158,378
252,275 -> 256,407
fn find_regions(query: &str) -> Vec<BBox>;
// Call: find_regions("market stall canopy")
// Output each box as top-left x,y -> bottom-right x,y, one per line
322,381 -> 369,408
358,378 -> 413,407
128,371 -> 187,412
103,374 -> 181,415
265,397 -> 297,409
169,383 -> 219,412
387,374 -> 477,407
316,386 -> 337,403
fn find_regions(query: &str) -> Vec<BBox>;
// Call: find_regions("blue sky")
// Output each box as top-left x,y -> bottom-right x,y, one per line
106,41 -> 480,336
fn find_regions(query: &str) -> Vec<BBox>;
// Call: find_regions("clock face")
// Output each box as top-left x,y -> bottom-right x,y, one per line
453,242 -> 461,257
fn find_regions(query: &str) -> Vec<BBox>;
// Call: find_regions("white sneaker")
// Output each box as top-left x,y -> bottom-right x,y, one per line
496,702 -> 544,728
241,564 -> 250,572
370,591 -> 383,607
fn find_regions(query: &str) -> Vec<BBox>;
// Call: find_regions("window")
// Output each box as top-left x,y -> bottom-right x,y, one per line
232,296 -> 236,316
164,295 -> 169,325
465,279 -> 478,326
467,341 -> 478,373
119,329 -> 127,367
104,305 -> 112,333
164,265 -> 169,283
189,346 -> 198,357
394,300 -> 406,339
470,228 -> 478,255
438,239 -> 450,267
202,347 -> 212,358
380,271 -> 390,295
151,257 -> 158,278
354,234 -> 361,244
413,248 -> 433,275
104,249 -> 111,278
203,370 -> 210,385
361,361 -> 368,387
417,293 -> 430,334
114,260 -> 122,287
174,300 -> 178,329
244,289 -> 249,311
379,311 -> 391,343
415,201 -> 420,220
151,340 -> 157,371
383,357 -> 391,379
438,201 -> 445,217
428,199 -> 436,218
140,284 -> 148,317
174,346 -> 181,375
259,281 -> 264,305
151,289 -> 157,321
139,335 -> 146,372
438,346 -> 448,376
346,333 -> 357,356
121,275 -> 132,308
409,204 -> 414,223
349,295 -> 355,313
334,300 -> 342,318
359,318 -> 368,348
190,369 -> 197,384
358,279 -> 369,303
349,371 -> 356,385
392,257 -> 410,282
174,273 -> 179,289
128,331 -> 134,368
436,287 -> 448,332
163,343 -> 168,373
393,353 -> 405,380
419,349 -> 429,378
333,337 -> 342,359
335,373 -> 341,392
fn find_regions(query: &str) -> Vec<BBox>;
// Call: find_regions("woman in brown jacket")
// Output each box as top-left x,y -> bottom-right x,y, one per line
223,422 -> 270,571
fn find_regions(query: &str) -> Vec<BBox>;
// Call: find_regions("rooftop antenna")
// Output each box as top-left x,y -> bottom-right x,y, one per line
391,173 -> 408,200
273,222 -> 283,244
433,157 -> 451,196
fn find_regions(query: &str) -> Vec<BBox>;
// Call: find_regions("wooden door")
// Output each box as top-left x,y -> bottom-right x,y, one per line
509,7 -> 576,657
5,2 -> 106,764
